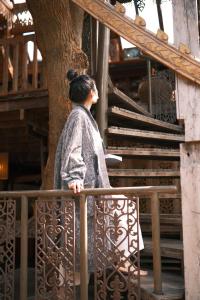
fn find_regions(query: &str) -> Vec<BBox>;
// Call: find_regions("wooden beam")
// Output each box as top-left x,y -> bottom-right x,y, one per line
72,0 -> 200,85
0,120 -> 26,128
0,94 -> 48,112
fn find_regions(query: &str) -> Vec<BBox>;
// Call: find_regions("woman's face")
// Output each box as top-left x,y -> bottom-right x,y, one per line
91,85 -> 99,104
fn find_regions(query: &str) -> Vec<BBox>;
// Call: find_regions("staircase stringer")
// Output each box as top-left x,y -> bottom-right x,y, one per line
72,0 -> 200,85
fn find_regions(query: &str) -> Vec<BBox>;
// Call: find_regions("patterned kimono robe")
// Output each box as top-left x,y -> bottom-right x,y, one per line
54,104 -> 110,271
54,104 -> 110,191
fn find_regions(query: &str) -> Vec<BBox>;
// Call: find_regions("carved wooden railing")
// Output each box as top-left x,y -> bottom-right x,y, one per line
72,0 -> 200,86
0,34 -> 46,96
0,186 -> 177,300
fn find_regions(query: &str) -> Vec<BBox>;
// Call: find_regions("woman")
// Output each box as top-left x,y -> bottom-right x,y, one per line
54,69 -> 110,193
54,70 -> 111,280
54,70 -> 145,283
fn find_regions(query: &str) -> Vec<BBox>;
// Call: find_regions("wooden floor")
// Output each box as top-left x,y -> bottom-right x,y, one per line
140,270 -> 184,300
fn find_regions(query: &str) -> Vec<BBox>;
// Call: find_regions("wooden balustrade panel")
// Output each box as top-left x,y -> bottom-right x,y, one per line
0,198 -> 16,300
35,197 -> 75,300
94,195 -> 141,299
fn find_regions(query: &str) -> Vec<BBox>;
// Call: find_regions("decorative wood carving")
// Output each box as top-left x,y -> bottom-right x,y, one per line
72,0 -> 200,85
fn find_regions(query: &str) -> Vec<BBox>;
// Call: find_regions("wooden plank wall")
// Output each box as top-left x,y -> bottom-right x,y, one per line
173,1 -> 200,299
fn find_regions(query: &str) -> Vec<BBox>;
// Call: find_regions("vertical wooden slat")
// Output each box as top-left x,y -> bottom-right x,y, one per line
151,192 -> 163,295
32,41 -> 38,89
80,194 -> 88,300
22,43 -> 28,91
147,59 -> 153,114
13,42 -> 19,93
2,44 -> 9,94
20,195 -> 28,300
96,24 -> 110,146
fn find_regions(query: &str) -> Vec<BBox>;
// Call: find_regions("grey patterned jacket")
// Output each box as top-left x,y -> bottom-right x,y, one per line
54,104 -> 110,190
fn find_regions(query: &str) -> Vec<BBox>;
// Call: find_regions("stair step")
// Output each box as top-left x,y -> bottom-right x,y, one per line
108,106 -> 183,133
107,126 -> 185,142
140,270 -> 184,300
140,213 -> 182,225
140,214 -> 182,236
108,169 -> 180,177
108,87 -> 153,117
143,237 -> 183,260
107,147 -> 180,159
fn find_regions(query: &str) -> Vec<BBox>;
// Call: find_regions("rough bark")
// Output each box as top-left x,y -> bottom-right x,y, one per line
26,0 -> 88,188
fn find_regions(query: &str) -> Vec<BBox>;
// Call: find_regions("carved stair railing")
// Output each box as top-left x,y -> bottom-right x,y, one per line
72,0 -> 200,85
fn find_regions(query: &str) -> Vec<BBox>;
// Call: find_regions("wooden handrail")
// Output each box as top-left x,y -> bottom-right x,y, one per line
0,185 -> 177,197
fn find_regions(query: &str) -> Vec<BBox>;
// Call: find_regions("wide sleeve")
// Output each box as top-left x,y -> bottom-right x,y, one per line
60,115 -> 86,186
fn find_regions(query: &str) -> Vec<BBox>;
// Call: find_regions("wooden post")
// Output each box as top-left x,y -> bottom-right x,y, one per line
151,193 -> 162,295
80,194 -> 88,300
32,41 -> 38,89
147,59 -> 152,114
96,23 -> 110,146
2,44 -> 9,94
173,1 -> 200,298
20,196 -> 28,300
90,17 -> 98,77
22,42 -> 28,91
13,42 -> 19,93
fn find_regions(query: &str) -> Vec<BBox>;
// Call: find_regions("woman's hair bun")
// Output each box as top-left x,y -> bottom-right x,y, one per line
66,69 -> 78,82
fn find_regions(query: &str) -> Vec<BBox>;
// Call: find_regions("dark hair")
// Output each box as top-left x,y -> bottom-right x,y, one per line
67,69 -> 96,103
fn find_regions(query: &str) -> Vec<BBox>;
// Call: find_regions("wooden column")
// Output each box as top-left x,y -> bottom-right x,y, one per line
173,1 -> 200,298
96,23 -> 110,145
90,17 -> 98,77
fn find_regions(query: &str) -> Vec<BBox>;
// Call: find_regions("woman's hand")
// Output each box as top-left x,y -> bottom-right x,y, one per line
68,181 -> 84,194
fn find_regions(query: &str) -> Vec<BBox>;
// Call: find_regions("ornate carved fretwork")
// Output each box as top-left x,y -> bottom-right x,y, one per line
12,3 -> 34,34
94,195 -> 140,299
72,0 -> 200,85
0,199 -> 16,300
35,198 -> 75,300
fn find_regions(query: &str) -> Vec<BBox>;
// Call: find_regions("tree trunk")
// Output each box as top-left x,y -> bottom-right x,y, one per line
26,0 -> 88,189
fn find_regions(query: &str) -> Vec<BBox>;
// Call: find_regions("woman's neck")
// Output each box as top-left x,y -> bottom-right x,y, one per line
83,100 -> 92,110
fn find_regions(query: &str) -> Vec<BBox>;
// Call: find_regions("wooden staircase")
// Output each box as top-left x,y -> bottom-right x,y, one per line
106,83 -> 184,299
71,0 -> 186,298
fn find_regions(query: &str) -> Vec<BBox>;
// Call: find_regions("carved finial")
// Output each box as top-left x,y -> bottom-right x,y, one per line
115,3 -> 126,15
156,29 -> 168,42
134,15 -> 146,27
179,43 -> 191,55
